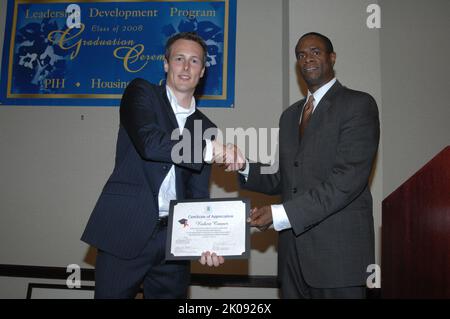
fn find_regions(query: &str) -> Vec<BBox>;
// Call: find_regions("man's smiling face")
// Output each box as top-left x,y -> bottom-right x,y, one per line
164,39 -> 205,96
295,35 -> 336,92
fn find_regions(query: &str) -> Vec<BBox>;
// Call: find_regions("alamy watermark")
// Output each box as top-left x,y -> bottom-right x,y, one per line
66,264 -> 81,288
170,120 -> 279,174
366,263 -> 381,288
366,4 -> 381,29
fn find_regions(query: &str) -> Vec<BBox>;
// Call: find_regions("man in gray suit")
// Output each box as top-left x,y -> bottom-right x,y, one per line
232,32 -> 380,298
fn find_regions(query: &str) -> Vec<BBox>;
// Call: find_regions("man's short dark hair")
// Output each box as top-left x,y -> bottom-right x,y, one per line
165,32 -> 208,66
299,32 -> 334,53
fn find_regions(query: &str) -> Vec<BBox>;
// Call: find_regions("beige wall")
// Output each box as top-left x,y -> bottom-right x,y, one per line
379,0 -> 450,196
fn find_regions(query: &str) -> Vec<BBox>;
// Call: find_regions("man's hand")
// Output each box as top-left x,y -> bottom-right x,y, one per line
199,251 -> 225,267
211,139 -> 227,164
247,206 -> 273,231
211,141 -> 246,172
224,143 -> 246,172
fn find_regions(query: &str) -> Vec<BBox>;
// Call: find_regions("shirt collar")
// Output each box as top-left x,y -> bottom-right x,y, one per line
165,85 -> 196,117
306,77 -> 337,110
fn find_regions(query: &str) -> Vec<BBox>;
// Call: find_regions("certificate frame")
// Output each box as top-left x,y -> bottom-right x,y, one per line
165,197 -> 250,260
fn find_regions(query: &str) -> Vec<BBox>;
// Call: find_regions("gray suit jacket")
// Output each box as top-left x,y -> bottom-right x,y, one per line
243,81 -> 380,288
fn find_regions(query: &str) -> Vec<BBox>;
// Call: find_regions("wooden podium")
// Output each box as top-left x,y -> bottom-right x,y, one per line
382,146 -> 450,298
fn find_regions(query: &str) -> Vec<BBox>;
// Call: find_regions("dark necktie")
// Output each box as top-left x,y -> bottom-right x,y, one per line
299,95 -> 315,137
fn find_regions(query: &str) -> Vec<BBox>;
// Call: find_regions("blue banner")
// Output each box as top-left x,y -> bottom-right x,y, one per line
0,0 -> 236,107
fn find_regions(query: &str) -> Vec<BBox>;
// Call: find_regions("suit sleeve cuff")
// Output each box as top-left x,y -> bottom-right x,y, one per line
271,204 -> 291,231
237,159 -> 250,181
204,139 -> 213,163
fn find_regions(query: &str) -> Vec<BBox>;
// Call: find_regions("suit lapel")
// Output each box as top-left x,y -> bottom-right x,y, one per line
308,81 -> 342,130
184,110 -> 200,134
295,98 -> 306,150
296,81 -> 343,156
175,110 -> 201,198
158,85 -> 178,130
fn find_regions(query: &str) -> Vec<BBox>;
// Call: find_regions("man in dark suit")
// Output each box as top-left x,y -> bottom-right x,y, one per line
81,32 -> 228,299
234,32 -> 380,298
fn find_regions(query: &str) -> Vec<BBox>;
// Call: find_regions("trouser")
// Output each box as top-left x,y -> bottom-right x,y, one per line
280,233 -> 366,299
94,221 -> 189,299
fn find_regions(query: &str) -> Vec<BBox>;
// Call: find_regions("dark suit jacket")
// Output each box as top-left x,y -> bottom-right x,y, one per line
243,81 -> 380,288
81,78 -> 216,259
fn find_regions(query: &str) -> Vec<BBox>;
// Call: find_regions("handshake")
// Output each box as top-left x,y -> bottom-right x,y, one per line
210,140 -> 246,172
197,140 -> 273,268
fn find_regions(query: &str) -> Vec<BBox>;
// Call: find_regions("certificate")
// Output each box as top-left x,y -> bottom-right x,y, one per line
165,198 -> 250,260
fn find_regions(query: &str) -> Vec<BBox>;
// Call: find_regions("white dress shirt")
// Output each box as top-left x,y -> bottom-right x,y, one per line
240,78 -> 337,231
158,86 -> 196,217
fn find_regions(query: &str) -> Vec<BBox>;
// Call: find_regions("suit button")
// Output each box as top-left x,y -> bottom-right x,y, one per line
294,161 -> 299,167
292,188 -> 297,194
163,165 -> 168,170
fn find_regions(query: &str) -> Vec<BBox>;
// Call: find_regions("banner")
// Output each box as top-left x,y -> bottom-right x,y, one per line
0,0 -> 236,107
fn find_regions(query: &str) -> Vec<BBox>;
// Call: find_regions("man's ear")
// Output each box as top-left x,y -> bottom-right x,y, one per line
163,58 -> 169,73
330,52 -> 336,67
200,66 -> 205,78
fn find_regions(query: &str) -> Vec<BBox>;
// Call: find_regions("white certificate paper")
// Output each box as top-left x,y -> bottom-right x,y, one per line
166,198 -> 250,260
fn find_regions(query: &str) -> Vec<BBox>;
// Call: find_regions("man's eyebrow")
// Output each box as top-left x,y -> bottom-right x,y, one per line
296,46 -> 320,53
173,53 -> 200,58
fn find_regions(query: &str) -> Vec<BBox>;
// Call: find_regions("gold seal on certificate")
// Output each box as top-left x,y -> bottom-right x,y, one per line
165,198 -> 250,260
